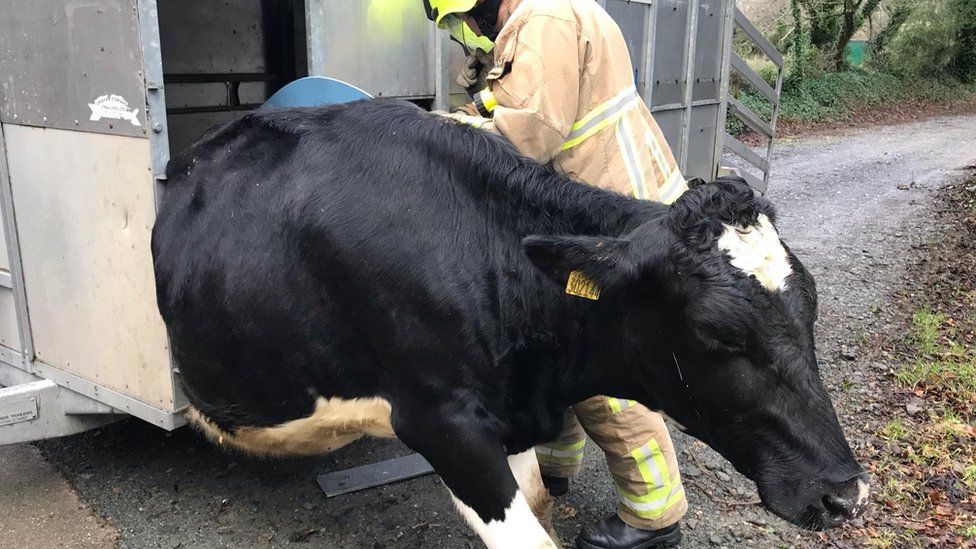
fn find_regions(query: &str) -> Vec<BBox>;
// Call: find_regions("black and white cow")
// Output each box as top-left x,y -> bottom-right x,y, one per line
151,99 -> 869,548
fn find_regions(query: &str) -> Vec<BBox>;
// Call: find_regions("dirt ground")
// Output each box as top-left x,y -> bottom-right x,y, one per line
8,111 -> 976,548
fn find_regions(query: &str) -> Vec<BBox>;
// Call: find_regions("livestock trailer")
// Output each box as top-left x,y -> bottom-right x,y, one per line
0,0 -> 781,444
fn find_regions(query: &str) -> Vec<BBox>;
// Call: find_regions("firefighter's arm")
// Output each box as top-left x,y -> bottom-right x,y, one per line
486,16 -> 580,163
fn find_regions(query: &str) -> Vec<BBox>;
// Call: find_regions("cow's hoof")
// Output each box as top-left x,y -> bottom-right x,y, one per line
575,516 -> 681,549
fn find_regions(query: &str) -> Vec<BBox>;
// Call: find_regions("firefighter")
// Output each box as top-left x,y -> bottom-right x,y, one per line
423,1 -> 689,547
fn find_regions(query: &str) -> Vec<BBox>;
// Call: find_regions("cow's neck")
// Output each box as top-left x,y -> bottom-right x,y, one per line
478,167 -> 667,413
558,295 -> 663,408
480,162 -> 662,238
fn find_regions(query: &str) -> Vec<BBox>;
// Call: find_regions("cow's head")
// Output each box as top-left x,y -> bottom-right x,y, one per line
524,177 -> 869,530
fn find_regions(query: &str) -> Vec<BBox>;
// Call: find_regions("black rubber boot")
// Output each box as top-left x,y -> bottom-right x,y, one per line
541,474 -> 570,496
576,515 -> 682,549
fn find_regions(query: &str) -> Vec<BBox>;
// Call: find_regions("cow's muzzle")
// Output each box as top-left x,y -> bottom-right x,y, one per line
820,473 -> 871,527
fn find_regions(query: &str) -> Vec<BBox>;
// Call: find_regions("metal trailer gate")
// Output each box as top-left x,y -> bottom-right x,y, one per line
0,0 -> 780,444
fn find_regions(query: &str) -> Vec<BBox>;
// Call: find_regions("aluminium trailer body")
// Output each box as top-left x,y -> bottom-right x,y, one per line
0,0 -> 781,444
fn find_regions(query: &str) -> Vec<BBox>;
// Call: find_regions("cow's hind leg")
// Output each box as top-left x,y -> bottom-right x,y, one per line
395,413 -> 557,549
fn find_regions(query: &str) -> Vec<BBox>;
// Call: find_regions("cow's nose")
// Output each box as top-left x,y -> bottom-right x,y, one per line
822,473 -> 870,524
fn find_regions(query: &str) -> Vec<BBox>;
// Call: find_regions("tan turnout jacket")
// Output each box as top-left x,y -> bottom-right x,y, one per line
446,0 -> 691,530
466,0 -> 687,203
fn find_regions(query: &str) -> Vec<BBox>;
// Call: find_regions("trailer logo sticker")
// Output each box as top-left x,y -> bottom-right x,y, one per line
0,396 -> 38,427
88,94 -> 141,127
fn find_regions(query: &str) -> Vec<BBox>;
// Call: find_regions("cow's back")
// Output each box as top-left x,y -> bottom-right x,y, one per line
151,100 -> 534,452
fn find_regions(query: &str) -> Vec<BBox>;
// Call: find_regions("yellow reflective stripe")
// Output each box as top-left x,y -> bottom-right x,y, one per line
648,440 -> 672,491
615,479 -> 679,504
535,447 -> 585,464
631,442 -> 666,490
615,117 -> 649,200
536,451 -> 584,462
641,124 -> 687,204
607,397 -> 636,414
573,85 -> 637,133
561,87 -> 641,151
538,439 -> 586,452
536,438 -> 586,464
658,170 -> 688,205
642,124 -> 672,183
616,485 -> 685,518
617,439 -> 684,517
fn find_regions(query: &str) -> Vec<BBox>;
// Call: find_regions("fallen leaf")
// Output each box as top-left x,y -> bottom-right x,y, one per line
289,528 -> 320,543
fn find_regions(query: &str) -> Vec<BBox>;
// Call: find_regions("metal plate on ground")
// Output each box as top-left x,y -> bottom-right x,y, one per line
0,396 -> 37,427
318,453 -> 435,497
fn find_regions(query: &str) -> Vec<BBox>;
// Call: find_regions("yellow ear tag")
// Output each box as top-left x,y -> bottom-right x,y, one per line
565,270 -> 601,301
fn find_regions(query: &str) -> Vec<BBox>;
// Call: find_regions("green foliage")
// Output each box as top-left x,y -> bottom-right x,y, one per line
871,0 -> 913,56
894,307 -> 976,417
911,309 -> 945,355
794,0 -> 883,71
874,0 -> 976,83
727,65 -> 975,135
798,0 -> 843,50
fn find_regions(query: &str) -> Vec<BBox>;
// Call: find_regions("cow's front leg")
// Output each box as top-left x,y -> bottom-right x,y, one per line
395,414 -> 558,549
508,449 -> 557,541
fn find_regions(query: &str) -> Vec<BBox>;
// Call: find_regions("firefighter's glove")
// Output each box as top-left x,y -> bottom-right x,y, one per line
456,48 -> 493,90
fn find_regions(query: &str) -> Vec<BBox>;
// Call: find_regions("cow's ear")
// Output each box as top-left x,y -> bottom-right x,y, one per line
522,235 -> 637,289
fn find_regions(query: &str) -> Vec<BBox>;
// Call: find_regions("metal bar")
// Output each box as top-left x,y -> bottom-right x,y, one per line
138,0 -> 188,416
734,167 -> 767,193
0,124 -> 34,370
651,99 -> 722,113
164,73 -> 285,84
0,345 -> 23,371
678,0 -> 701,172
305,0 -> 327,76
638,1 -> 657,104
727,96 -> 773,137
31,361 -> 186,430
137,0 -> 170,201
730,53 -> 777,102
0,270 -> 10,289
0,363 -> 119,415
432,23 -> 451,112
763,66 -> 785,188
0,375 -> 123,445
318,453 -> 435,497
166,104 -> 263,115
712,0 -> 738,180
724,133 -> 769,172
734,8 -> 784,68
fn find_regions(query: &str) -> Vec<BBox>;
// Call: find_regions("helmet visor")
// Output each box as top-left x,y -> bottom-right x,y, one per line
443,15 -> 494,52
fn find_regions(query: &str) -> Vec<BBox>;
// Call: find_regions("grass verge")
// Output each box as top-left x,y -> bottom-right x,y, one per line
844,178 -> 976,548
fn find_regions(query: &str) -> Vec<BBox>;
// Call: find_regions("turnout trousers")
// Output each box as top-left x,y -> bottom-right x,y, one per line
535,397 -> 688,530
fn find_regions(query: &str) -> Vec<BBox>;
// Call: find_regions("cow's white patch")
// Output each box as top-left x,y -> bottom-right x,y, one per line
450,489 -> 558,549
856,479 -> 870,503
88,94 -> 141,127
186,396 -> 394,456
716,213 -> 792,292
507,450 -> 554,528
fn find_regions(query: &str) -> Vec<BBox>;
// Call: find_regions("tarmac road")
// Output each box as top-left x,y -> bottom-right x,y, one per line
10,112 -> 976,548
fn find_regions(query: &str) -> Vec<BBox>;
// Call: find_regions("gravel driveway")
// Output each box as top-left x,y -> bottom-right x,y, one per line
28,112 -> 976,548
